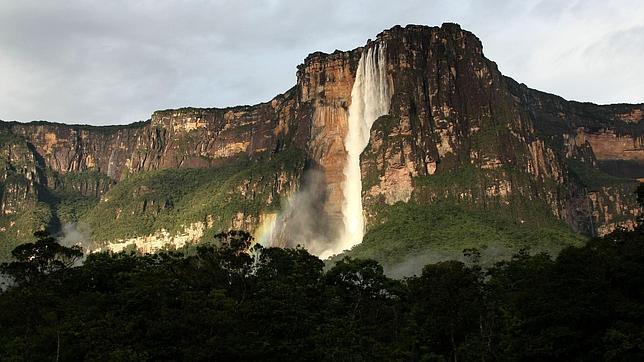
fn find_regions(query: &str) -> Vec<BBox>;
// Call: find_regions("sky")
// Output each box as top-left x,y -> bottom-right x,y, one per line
1,0 -> 643,125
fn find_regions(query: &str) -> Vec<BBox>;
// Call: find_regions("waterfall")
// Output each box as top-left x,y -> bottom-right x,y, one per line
335,43 -> 391,257
259,43 -> 390,260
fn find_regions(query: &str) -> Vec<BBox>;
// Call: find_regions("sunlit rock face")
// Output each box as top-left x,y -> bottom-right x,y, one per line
97,222 -> 206,254
295,49 -> 359,244
0,23 -> 642,256
3,91 -> 299,181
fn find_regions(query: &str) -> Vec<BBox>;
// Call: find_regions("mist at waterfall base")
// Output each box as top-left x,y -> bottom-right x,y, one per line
257,169 -> 339,257
57,222 -> 95,265
259,43 -> 391,259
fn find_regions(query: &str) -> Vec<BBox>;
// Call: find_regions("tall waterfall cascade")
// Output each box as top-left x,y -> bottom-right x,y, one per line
335,43 -> 391,257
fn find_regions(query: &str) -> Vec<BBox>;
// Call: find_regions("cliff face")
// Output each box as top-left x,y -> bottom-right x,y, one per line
3,88 -> 301,181
296,49 -> 361,227
0,23 -> 641,257
505,79 -> 643,233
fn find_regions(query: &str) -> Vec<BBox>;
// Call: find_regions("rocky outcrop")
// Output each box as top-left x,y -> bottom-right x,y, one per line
96,221 -> 206,254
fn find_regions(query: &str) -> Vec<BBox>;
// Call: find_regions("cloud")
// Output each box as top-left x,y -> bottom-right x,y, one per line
0,0 -> 642,125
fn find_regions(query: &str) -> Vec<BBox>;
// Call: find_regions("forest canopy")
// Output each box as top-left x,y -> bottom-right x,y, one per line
0,227 -> 643,360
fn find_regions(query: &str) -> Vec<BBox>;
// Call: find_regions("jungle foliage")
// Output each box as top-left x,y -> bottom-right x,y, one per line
0,226 -> 642,361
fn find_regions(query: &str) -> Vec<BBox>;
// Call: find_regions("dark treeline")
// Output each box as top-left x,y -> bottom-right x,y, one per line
0,227 -> 643,361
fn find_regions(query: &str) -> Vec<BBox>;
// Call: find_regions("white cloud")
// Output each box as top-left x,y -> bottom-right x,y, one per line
0,0 -> 642,125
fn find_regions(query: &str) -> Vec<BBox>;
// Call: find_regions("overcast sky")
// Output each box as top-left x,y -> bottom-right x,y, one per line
1,0 -> 643,125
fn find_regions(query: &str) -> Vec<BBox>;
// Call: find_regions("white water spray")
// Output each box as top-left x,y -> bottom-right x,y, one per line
335,43 -> 391,256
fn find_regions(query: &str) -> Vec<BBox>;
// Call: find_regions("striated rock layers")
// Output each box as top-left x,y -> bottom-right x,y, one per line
0,23 -> 641,256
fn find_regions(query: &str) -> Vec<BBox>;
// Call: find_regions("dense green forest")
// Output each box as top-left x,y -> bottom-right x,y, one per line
350,201 -> 585,274
1,225 -> 643,361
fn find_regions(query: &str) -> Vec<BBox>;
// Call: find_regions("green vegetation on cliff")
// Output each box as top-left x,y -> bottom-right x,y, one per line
346,201 -> 584,274
567,159 -> 637,190
0,133 -> 53,259
47,170 -> 115,223
351,153 -> 586,272
0,202 -> 53,261
82,149 -> 305,243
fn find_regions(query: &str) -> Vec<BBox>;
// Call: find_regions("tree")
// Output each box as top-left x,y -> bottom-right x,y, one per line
0,230 -> 83,284
323,257 -> 404,359
406,261 -> 487,361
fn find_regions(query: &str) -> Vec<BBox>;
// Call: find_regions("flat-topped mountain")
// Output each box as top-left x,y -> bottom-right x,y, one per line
0,23 -> 641,264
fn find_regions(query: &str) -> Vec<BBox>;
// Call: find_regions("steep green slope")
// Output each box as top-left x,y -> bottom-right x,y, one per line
342,201 -> 586,276
81,149 -> 305,244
